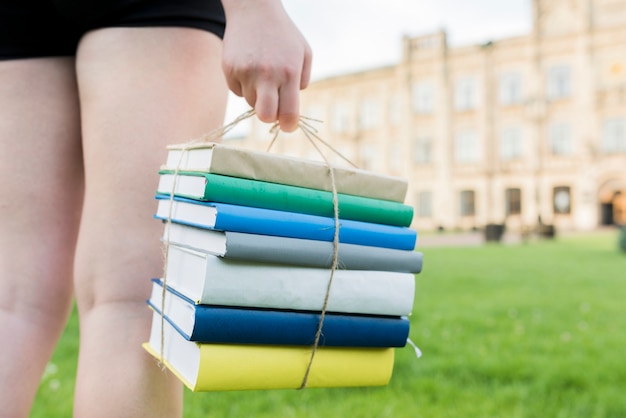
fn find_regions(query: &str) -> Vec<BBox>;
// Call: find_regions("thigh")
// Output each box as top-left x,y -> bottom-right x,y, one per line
73,27 -> 228,308
0,0 -> 226,61
0,57 -> 83,316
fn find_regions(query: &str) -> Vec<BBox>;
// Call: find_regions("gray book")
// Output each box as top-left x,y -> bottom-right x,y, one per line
162,222 -> 422,274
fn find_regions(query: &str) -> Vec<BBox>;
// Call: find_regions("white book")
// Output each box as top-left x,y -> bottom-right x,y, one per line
162,244 -> 416,316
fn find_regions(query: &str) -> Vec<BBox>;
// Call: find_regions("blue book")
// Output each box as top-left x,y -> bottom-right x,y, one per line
148,279 -> 410,348
154,195 -> 417,251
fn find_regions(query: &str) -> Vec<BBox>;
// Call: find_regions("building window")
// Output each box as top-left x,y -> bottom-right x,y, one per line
412,82 -> 435,114
460,190 -> 476,216
455,130 -> 480,163
500,127 -> 523,160
358,98 -> 381,130
505,188 -> 522,216
549,122 -> 573,155
417,191 -> 433,217
331,102 -> 351,133
602,118 -> 626,153
547,65 -> 571,100
553,186 -> 572,214
499,72 -> 523,105
455,77 -> 478,111
413,136 -> 433,164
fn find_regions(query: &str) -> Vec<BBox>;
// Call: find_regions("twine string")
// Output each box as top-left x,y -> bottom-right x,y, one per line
406,338 -> 423,359
158,147 -> 186,369
196,109 -> 257,145
159,110 -> 258,366
265,121 -> 281,153
294,122 -> 342,390
295,117 -> 358,169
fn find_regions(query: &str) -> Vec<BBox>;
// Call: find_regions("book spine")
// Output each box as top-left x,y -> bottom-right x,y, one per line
209,145 -> 408,202
222,231 -> 423,273
210,201 -> 417,251
199,345 -> 394,391
191,307 -> 410,347
160,171 -> 414,227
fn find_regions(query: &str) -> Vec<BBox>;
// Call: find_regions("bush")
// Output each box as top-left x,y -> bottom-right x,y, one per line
619,225 -> 626,253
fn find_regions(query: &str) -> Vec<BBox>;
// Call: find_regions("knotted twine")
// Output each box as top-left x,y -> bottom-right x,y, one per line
159,109 -> 358,389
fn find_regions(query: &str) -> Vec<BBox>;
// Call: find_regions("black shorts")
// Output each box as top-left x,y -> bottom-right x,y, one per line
0,0 -> 225,60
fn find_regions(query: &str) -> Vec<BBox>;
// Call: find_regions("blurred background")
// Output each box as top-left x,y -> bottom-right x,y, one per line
227,0 -> 626,239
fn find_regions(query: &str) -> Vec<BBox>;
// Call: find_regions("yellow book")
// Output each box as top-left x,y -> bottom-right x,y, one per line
143,311 -> 394,391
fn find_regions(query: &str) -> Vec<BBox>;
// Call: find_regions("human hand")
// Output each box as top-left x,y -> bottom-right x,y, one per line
221,0 -> 312,132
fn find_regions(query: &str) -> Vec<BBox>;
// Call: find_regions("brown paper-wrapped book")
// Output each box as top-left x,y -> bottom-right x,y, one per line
163,142 -> 408,202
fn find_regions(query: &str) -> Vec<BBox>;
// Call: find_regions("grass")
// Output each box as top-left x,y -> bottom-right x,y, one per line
31,229 -> 626,417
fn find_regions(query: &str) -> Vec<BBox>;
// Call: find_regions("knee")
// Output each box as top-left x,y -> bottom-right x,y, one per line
73,232 -> 163,317
73,269 -> 154,319
0,275 -> 74,329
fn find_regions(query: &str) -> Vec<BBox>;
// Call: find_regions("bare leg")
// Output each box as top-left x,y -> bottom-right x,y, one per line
73,27 -> 227,417
0,58 -> 83,417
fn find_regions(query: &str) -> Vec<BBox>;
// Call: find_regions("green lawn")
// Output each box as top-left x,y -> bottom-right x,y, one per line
32,229 -> 626,417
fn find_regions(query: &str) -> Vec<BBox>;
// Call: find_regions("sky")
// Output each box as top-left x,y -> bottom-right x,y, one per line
225,0 -> 533,122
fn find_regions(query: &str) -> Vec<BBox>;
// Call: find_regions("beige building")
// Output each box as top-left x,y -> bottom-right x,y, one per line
229,0 -> 626,232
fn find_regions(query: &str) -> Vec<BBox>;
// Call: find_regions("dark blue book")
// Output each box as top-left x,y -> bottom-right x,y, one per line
148,279 -> 410,348
154,195 -> 417,251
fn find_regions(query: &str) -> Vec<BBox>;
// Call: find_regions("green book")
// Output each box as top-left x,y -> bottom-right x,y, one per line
156,171 -> 414,227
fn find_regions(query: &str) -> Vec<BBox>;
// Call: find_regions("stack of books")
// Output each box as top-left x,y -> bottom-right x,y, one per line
142,142 -> 423,391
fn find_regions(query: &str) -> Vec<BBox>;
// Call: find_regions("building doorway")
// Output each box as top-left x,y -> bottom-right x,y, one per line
614,192 -> 626,225
601,202 -> 614,225
599,179 -> 626,226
